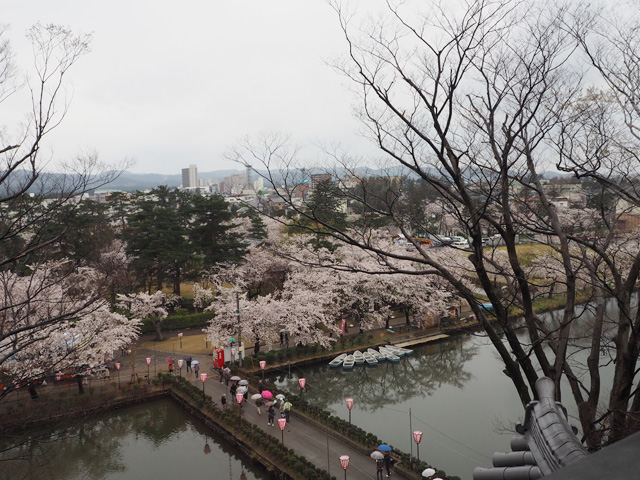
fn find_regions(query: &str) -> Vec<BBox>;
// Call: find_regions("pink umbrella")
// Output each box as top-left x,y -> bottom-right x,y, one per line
261,390 -> 273,399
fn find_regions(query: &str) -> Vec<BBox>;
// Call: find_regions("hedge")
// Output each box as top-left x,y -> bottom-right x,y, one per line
140,312 -> 214,334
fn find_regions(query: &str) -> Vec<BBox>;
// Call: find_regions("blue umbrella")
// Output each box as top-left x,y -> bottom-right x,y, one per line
378,444 -> 392,452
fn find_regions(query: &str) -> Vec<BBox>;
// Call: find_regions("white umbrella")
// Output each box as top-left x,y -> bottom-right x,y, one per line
251,393 -> 263,400
237,386 -> 248,394
422,468 -> 436,477
191,360 -> 200,365
230,375 -> 241,382
370,451 -> 384,460
275,394 -> 286,400
238,379 -> 249,386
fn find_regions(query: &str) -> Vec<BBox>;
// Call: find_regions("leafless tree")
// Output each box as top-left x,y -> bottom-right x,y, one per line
231,0 -> 640,448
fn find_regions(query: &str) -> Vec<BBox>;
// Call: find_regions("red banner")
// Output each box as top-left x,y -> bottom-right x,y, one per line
340,318 -> 347,335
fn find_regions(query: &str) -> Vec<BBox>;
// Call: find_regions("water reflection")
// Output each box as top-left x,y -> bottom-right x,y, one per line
270,336 -> 478,412
0,399 -> 269,480
268,334 -> 521,480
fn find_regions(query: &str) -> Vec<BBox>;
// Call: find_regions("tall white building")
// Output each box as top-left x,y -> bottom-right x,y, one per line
181,164 -> 198,188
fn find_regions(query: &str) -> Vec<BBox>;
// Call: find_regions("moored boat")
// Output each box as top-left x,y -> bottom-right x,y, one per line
363,352 -> 378,367
329,353 -> 347,368
385,344 -> 413,356
367,348 -> 385,361
353,350 -> 365,365
342,355 -> 355,370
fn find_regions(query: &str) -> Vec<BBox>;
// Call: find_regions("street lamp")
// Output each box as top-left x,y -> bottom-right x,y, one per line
178,332 -> 183,349
339,455 -> 350,480
298,377 -> 306,400
115,362 -> 121,389
236,392 -> 244,425
177,359 -> 183,378
145,357 -> 151,384
259,360 -> 266,381
56,372 -> 62,381
413,430 -> 423,461
200,373 -> 208,395
278,417 -> 287,445
345,397 -> 354,424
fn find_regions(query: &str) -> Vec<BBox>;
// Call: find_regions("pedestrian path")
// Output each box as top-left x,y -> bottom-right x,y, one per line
136,346 -> 404,480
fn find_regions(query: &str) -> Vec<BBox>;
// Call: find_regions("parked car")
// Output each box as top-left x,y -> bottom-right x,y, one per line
451,239 -> 471,249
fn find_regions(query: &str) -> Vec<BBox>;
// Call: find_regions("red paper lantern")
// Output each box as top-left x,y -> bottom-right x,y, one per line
298,378 -> 306,389
340,455 -> 350,470
413,430 -> 423,444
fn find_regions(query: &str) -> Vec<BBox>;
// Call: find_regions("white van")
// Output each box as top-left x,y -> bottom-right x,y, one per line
451,239 -> 470,249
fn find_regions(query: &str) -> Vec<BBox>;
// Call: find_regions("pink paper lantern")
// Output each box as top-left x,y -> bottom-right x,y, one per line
56,372 -> 62,381
278,417 -> 287,430
177,359 -> 183,368
298,378 -> 306,389
413,430 -> 423,444
340,455 -> 350,470
200,373 -> 207,383
259,360 -> 266,370
236,392 -> 244,404
115,362 -> 121,370
145,357 -> 151,365
345,398 -> 354,410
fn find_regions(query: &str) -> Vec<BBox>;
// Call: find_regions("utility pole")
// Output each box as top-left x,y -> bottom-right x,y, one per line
236,292 -> 243,367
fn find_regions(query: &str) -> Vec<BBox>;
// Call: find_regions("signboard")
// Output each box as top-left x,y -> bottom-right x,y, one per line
340,318 -> 347,335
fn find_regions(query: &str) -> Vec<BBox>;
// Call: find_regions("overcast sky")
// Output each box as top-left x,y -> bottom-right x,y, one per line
4,1 -> 381,175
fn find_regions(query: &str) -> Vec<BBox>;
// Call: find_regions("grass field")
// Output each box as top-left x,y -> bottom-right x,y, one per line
141,332 -> 211,355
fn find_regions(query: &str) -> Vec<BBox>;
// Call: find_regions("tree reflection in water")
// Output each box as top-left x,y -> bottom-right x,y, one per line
0,399 -> 268,480
270,335 -> 478,412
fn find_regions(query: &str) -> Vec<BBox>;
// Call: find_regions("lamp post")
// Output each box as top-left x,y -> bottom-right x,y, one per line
345,397 -> 354,424
236,392 -> 244,425
339,455 -> 350,480
298,377 -> 306,400
201,373 -> 207,395
145,357 -> 151,384
235,292 -> 243,367
413,430 -> 423,461
278,417 -> 287,445
177,359 -> 183,378
259,360 -> 266,381
115,362 -> 121,389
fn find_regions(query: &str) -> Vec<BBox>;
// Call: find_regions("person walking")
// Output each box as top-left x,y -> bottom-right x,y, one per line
230,383 -> 237,402
186,356 -> 192,372
267,404 -> 275,426
220,394 -> 227,410
375,457 -> 384,480
218,367 -> 224,384
193,362 -> 200,378
168,362 -> 174,375
255,396 -> 263,415
223,367 -> 231,386
383,451 -> 392,477
282,399 -> 292,423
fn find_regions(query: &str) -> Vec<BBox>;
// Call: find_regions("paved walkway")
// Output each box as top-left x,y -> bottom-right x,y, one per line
135,345 -> 397,480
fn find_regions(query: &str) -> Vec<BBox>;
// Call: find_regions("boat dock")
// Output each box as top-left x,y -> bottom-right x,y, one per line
395,333 -> 449,348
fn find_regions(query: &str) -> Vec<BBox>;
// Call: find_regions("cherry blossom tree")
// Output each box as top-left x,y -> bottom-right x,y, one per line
0,261 -> 140,398
116,291 -> 178,342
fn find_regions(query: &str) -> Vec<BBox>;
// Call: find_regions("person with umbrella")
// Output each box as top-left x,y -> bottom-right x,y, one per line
371,451 -> 385,480
223,367 -> 231,386
251,393 -> 263,415
230,382 -> 237,401
193,360 -> 200,378
282,399 -> 292,423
